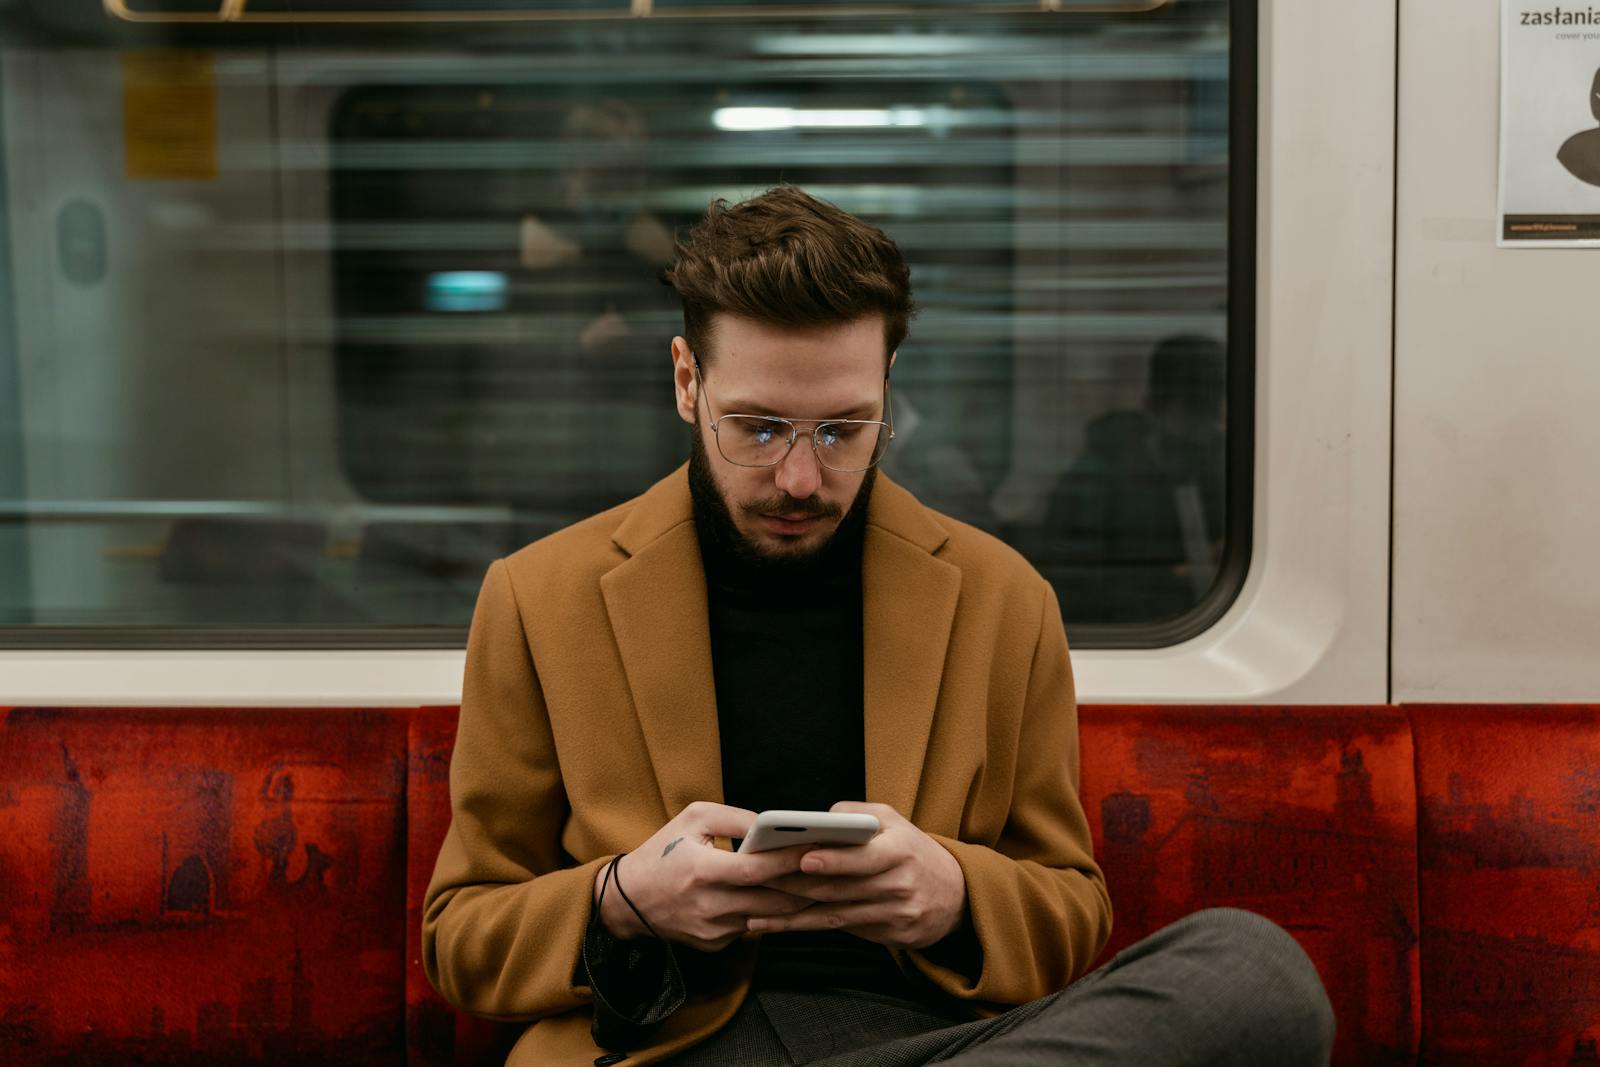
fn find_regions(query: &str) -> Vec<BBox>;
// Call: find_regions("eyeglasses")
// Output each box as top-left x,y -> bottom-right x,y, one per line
692,356 -> 894,473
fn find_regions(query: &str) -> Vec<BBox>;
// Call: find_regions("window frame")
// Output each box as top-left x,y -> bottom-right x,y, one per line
0,1 -> 1257,652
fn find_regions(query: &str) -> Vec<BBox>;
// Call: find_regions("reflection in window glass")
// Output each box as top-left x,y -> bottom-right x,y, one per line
0,1 -> 1242,641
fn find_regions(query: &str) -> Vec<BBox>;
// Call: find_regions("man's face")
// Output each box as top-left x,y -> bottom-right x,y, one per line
673,314 -> 891,561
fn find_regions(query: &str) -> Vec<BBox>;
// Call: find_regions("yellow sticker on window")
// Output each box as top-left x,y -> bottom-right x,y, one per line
122,51 -> 217,181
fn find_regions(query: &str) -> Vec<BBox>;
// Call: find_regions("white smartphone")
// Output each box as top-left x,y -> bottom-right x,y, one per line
735,810 -> 881,854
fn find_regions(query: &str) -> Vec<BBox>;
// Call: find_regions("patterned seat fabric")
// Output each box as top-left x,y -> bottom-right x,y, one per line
6,703 -> 1597,1066
1411,705 -> 1600,1067
0,707 -> 408,1067
1078,705 -> 1421,1067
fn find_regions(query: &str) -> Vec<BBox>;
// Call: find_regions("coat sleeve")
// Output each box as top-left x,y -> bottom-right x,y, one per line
422,558 -> 611,1022
903,580 -> 1113,1007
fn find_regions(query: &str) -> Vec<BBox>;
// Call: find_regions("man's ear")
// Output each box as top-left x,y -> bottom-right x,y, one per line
888,350 -> 897,375
671,337 -> 697,425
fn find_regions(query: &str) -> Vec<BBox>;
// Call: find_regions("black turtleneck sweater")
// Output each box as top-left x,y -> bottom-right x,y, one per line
702,514 -> 864,818
694,495 -> 919,997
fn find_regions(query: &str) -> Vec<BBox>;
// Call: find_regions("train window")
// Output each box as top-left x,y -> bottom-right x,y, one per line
0,0 -> 1252,648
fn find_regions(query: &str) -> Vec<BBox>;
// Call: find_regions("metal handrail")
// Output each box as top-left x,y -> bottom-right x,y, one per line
104,0 -> 1171,25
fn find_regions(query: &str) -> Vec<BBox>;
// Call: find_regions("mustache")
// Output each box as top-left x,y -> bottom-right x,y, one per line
740,495 -> 843,520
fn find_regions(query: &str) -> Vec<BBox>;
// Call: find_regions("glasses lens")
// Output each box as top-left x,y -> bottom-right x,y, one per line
815,422 -> 889,472
716,415 -> 793,467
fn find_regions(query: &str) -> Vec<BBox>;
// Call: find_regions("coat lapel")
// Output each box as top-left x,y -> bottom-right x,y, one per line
601,470 -> 724,818
861,478 -> 962,822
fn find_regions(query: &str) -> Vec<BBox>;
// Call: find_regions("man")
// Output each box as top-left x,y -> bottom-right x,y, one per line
423,187 -> 1334,1066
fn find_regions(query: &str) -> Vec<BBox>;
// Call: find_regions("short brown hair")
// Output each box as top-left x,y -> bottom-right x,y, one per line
663,186 -> 915,368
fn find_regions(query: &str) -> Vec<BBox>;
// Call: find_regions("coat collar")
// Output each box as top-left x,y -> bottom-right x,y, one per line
600,466 -> 962,822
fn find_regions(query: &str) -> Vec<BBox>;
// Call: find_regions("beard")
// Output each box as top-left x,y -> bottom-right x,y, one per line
688,430 -> 875,577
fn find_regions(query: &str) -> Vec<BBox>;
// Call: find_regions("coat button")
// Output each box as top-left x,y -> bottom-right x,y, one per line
594,1054 -> 627,1066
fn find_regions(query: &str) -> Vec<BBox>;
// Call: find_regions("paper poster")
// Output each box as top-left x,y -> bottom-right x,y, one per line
1500,2 -> 1600,246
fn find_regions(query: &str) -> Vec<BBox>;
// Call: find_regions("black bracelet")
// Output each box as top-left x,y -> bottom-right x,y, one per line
598,853 -> 664,941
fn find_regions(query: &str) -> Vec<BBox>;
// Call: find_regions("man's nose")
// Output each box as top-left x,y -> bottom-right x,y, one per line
774,436 -> 823,501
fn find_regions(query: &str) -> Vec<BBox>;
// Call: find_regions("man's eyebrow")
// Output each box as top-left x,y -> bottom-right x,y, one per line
724,400 -> 880,420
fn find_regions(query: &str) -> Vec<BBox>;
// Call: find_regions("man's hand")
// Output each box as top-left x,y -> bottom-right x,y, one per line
749,801 -> 968,951
593,801 -> 814,952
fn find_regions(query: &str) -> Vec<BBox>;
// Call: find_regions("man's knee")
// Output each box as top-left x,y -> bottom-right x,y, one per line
1167,908 -> 1335,1063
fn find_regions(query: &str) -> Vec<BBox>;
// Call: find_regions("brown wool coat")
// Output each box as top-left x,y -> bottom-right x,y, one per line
422,467 -> 1112,1066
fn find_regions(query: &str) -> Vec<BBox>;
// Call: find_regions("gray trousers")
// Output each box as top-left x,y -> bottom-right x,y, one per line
666,908 -> 1335,1066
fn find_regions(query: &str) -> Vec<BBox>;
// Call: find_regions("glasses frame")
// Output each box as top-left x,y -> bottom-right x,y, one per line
691,355 -> 895,473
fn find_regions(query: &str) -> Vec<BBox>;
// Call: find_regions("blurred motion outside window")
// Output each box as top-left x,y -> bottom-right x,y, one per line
0,0 -> 1248,645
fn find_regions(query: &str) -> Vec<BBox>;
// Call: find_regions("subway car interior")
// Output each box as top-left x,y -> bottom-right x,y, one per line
0,0 -> 1597,1064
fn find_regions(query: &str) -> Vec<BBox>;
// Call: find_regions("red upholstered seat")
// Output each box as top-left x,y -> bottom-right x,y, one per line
1078,705 -> 1422,1067
7,702 -> 1597,1066
1411,705 -> 1600,1066
0,707 -> 409,1066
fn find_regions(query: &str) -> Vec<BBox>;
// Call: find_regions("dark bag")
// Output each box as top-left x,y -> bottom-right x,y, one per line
583,855 -> 687,1050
